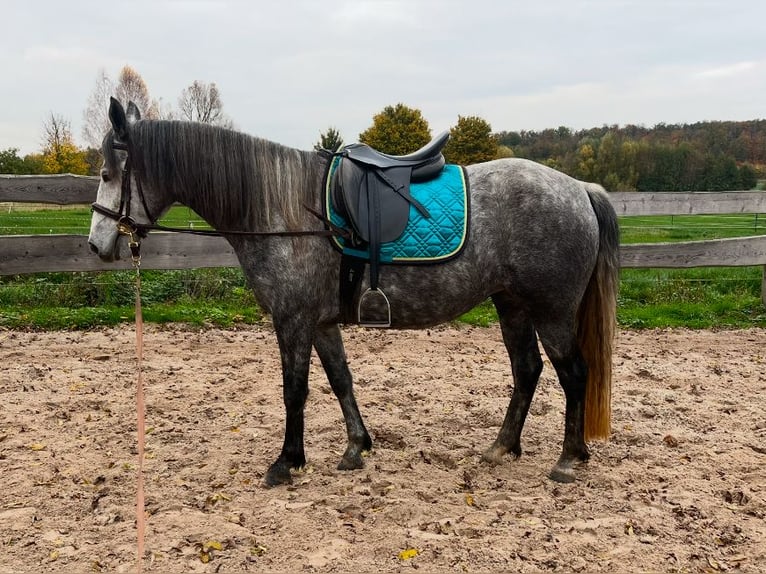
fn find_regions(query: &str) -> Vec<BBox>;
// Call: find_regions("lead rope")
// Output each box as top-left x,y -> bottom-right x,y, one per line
120,223 -> 146,574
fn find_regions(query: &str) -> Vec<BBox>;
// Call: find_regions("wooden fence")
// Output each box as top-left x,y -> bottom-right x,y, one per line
2,174 -> 766,303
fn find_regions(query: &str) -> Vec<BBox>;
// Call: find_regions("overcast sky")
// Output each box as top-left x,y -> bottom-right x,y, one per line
2,0 -> 764,155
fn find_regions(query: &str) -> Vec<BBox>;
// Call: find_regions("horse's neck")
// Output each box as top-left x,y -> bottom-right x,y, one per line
175,145 -> 325,233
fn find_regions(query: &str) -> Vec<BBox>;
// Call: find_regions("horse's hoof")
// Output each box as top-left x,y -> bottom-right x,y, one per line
338,452 -> 365,471
264,462 -> 293,487
482,445 -> 507,465
549,466 -> 576,483
549,456 -> 585,483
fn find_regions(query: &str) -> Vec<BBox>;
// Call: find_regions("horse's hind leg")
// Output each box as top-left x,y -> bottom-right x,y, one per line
536,320 -> 590,483
313,324 -> 372,471
483,293 -> 543,464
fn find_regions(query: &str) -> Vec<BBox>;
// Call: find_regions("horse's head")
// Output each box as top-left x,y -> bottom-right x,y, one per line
88,97 -> 166,261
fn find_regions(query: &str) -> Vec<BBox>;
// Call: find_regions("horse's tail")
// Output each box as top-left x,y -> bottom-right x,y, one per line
579,183 -> 620,441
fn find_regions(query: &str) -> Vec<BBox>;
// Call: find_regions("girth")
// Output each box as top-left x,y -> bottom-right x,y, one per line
325,131 -> 450,326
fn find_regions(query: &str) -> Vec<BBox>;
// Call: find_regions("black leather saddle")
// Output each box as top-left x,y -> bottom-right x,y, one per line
327,131 -> 450,326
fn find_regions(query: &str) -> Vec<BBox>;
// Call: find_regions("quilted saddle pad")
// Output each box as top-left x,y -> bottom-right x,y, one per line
324,161 -> 470,264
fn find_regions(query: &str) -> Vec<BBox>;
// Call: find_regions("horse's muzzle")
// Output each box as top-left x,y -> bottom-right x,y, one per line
88,239 -> 120,262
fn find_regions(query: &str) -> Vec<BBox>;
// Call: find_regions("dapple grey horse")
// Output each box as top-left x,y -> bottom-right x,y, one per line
88,99 -> 619,485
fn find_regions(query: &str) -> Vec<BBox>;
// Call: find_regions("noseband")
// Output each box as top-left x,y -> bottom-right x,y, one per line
91,139 -> 156,239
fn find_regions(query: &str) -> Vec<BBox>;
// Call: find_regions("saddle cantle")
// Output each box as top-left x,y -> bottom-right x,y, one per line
325,131 -> 451,327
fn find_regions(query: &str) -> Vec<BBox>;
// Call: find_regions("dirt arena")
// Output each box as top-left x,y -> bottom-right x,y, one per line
1,325 -> 764,573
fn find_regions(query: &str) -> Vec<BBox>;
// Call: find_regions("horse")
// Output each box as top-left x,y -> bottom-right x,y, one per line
88,98 -> 620,485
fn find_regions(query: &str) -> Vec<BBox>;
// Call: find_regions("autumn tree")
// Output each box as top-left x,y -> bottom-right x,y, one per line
314,127 -> 344,151
178,80 -> 232,127
82,66 -> 159,147
443,115 -> 498,165
359,104 -> 431,155
115,65 -> 157,119
495,145 -> 514,159
41,113 -> 88,174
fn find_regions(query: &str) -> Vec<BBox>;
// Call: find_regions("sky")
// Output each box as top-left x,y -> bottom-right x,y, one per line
2,0 -> 765,155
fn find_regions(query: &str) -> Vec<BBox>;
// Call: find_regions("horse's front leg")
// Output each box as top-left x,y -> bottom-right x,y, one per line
265,316 -> 316,486
314,323 -> 372,471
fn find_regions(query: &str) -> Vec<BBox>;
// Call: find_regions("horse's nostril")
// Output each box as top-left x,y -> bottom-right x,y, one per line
88,241 -> 99,255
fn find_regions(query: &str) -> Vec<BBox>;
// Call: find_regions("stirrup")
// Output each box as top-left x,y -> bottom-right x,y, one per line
357,288 -> 391,328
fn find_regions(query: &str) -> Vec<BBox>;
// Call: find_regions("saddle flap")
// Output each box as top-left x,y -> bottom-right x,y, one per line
357,168 -> 410,243
336,160 -> 410,243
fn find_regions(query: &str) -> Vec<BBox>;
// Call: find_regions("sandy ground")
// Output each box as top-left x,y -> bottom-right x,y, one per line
1,324 -> 765,573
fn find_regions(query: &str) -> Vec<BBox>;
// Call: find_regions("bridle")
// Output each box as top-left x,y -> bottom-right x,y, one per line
91,135 -> 348,245
91,139 -> 156,241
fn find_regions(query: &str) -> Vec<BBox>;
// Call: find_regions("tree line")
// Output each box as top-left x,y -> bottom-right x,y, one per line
320,107 -> 762,191
1,65 -> 762,192
496,122 -> 764,191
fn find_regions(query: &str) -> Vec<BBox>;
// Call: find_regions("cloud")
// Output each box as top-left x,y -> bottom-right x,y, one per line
331,1 -> 416,26
694,61 -> 758,80
22,43 -> 123,76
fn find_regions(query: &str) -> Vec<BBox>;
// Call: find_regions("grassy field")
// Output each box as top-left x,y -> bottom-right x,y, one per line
617,213 -> 765,328
1,207 -> 765,329
0,205 -> 209,235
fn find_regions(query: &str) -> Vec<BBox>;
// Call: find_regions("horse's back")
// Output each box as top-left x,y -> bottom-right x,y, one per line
466,157 -> 599,218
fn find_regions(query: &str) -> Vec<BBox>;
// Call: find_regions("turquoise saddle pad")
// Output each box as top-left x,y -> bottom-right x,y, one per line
325,160 -> 470,264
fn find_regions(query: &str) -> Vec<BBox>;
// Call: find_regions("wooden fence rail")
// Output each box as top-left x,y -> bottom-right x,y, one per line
1,174 -> 765,303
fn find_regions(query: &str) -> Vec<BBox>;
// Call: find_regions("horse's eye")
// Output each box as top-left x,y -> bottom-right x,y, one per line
101,170 -> 111,183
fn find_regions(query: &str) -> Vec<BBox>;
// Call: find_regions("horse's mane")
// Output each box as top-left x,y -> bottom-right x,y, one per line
105,120 -> 323,231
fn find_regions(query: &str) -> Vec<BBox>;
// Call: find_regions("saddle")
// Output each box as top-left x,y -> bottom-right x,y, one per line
327,131 -> 450,326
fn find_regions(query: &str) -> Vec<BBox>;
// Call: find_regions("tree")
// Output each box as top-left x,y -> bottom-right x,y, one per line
314,127 -> 344,151
575,142 -> 597,183
115,65 -> 157,119
82,66 -> 159,147
81,69 -> 114,148
443,115 -> 498,165
178,80 -> 232,127
738,164 -> 758,190
83,147 -> 103,176
154,97 -> 176,120
495,145 -> 514,159
21,153 -> 46,174
592,132 -> 640,191
41,113 -> 88,174
359,103 -> 431,155
0,148 -> 25,174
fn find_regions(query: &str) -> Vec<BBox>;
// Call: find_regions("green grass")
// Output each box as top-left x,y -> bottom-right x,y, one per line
618,267 -> 766,328
0,205 -> 208,235
1,207 -> 765,330
614,213 -> 766,328
619,213 -> 766,243
0,268 -> 263,330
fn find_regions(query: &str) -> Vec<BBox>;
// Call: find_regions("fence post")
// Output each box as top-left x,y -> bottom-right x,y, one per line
762,266 -> 766,307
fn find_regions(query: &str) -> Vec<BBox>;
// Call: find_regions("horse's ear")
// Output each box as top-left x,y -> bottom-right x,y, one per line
126,101 -> 141,123
108,96 -> 129,140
